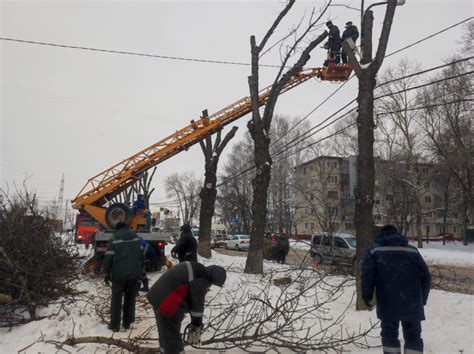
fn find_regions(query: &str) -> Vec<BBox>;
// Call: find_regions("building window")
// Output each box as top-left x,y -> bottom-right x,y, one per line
424,182 -> 431,188
345,223 -> 353,229
303,168 -> 307,175
386,194 -> 393,201
327,161 -> 338,168
453,226 -> 458,233
327,175 -> 338,184
311,207 -> 316,215
374,214 -> 382,221
327,206 -> 339,215
374,199 -> 381,205
426,212 -> 433,218
304,223 -> 309,230
311,223 -> 315,230
425,196 -> 432,203
327,191 -> 339,199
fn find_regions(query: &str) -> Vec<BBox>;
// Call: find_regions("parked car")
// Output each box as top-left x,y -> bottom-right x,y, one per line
310,233 -> 356,269
226,234 -> 250,251
211,235 -> 228,249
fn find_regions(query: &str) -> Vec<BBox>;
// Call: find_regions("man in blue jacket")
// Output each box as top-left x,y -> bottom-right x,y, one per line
361,224 -> 431,354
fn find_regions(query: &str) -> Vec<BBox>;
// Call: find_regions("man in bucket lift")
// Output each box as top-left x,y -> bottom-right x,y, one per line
341,21 -> 359,63
323,21 -> 342,64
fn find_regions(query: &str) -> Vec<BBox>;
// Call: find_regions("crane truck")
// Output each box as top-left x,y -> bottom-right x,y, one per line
72,63 -> 352,273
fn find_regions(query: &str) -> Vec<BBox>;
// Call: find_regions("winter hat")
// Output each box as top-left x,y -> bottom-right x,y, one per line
206,265 -> 227,287
180,224 -> 192,232
381,224 -> 398,234
326,21 -> 333,27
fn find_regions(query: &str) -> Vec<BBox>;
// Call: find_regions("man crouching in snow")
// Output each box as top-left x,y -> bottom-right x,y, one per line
361,224 -> 431,354
146,262 -> 226,354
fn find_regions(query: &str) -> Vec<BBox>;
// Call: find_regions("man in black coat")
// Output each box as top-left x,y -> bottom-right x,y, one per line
361,225 -> 431,354
341,21 -> 359,63
171,224 -> 197,263
325,21 -> 342,63
103,222 -> 144,331
147,262 -> 226,353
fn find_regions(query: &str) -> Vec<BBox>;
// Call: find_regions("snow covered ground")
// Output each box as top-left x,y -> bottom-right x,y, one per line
1,247 -> 473,353
411,241 -> 474,268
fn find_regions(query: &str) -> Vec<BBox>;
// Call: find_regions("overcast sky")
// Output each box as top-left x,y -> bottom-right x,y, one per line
1,0 -> 472,212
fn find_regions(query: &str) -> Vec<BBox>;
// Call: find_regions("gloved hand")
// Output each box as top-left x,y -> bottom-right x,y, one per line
188,325 -> 203,345
171,249 -> 178,259
104,275 -> 111,287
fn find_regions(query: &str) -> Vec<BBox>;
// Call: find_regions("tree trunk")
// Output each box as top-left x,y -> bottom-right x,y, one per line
198,119 -> 238,258
198,181 -> 217,258
354,71 -> 376,310
245,125 -> 272,274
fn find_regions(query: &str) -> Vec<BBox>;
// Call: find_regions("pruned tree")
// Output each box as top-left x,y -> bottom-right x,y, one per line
341,0 -> 399,309
197,109 -> 238,258
111,167 -> 157,209
245,0 -> 331,274
164,172 -> 200,225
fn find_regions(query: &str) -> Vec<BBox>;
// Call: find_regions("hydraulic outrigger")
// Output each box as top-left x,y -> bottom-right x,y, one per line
72,64 -> 352,229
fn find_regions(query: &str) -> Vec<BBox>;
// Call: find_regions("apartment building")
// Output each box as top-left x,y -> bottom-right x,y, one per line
295,156 -> 466,239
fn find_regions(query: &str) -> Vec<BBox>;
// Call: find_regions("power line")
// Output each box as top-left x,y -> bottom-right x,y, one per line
376,98 -> 474,116
0,37 -> 283,68
385,17 -> 473,58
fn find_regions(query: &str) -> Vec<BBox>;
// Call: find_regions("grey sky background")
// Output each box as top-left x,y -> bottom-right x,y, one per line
1,0 -> 472,211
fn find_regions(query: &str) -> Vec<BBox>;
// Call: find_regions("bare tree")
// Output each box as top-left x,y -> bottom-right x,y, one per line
164,172 -> 200,224
342,0 -> 399,309
418,57 -> 473,245
245,0 -> 330,274
197,109 -> 238,258
376,59 -> 428,247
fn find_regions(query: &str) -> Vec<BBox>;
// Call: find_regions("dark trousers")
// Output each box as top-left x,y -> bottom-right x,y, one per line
341,52 -> 348,63
109,279 -> 138,330
154,309 -> 184,354
381,320 -> 423,354
276,251 -> 286,264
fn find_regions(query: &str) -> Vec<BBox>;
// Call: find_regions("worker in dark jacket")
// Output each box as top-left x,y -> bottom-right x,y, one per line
103,221 -> 144,332
274,235 -> 290,264
341,21 -> 359,63
324,21 -> 342,63
361,224 -> 431,354
147,262 -> 226,353
171,224 -> 197,263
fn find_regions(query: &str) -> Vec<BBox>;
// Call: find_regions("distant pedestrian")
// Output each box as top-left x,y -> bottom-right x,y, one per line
147,262 -> 226,353
341,21 -> 359,63
171,224 -> 197,263
361,224 -> 431,354
275,235 -> 290,264
103,221 -> 143,332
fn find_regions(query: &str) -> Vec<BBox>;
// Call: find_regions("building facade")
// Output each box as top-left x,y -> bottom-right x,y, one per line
295,156 -> 466,239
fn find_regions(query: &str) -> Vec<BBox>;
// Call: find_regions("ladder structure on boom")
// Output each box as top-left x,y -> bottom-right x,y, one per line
72,64 -> 352,228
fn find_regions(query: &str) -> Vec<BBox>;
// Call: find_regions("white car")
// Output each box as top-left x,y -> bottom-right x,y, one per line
226,235 -> 250,251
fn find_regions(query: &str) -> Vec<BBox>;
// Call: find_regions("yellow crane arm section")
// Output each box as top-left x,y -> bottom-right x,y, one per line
72,68 -> 322,217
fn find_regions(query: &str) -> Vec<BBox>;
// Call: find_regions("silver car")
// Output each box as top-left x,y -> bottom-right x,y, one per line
226,234 -> 250,251
310,233 -> 357,269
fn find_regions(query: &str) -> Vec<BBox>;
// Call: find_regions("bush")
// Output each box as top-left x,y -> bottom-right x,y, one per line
0,190 -> 81,324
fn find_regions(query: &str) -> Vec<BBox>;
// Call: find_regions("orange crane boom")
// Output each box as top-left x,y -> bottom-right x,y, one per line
72,65 -> 352,228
